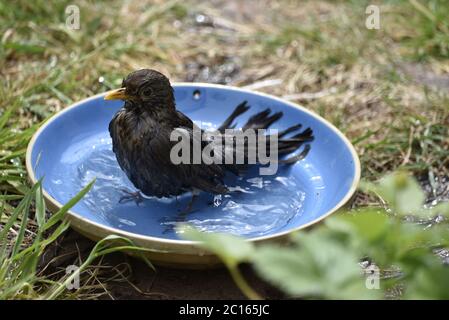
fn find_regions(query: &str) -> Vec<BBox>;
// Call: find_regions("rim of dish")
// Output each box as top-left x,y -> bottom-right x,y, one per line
25,82 -> 361,247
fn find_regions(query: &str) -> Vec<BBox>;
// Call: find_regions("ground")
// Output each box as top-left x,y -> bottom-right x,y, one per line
1,0 -> 449,299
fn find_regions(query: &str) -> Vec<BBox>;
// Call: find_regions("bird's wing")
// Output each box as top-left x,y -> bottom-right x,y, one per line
141,124 -> 228,196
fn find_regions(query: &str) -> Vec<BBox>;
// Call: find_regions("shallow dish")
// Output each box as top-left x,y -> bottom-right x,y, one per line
26,83 -> 360,267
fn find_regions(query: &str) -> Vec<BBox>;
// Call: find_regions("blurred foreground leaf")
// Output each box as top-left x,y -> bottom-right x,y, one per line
253,230 -> 380,299
185,171 -> 449,300
180,226 -> 253,267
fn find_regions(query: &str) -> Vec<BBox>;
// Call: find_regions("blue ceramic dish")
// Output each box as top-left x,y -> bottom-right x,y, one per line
26,83 -> 360,267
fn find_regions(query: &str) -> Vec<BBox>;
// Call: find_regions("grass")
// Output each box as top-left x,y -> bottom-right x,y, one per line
0,180 -> 91,299
0,0 -> 449,299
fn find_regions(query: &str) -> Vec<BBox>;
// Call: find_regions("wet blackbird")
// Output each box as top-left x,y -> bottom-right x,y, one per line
105,69 -> 313,207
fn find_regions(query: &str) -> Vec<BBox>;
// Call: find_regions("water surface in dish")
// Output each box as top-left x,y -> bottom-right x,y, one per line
50,133 -> 310,238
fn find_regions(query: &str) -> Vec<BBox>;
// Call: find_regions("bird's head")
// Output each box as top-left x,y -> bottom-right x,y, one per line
104,69 -> 175,110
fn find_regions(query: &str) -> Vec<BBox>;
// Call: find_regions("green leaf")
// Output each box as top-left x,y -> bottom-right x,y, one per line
395,180 -> 425,216
179,226 -> 254,267
429,202 -> 449,217
361,172 -> 426,217
336,210 -> 390,243
253,230 -> 380,299
405,264 -> 449,299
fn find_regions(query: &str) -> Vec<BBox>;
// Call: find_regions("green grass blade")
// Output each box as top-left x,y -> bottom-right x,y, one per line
10,182 -> 40,257
0,183 -> 39,244
45,234 -> 154,300
0,196 -> 5,226
35,183 -> 46,230
0,106 -> 15,131
43,179 -> 95,231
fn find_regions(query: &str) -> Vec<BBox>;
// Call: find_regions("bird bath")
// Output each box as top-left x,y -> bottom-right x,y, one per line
26,83 -> 360,267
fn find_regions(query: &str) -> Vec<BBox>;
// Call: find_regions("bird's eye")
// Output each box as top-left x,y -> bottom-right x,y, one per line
141,87 -> 153,96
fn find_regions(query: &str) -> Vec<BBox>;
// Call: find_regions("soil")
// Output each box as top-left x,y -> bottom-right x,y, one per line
40,229 -> 283,300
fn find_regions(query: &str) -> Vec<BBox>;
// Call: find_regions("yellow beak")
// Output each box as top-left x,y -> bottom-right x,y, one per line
104,88 -> 127,100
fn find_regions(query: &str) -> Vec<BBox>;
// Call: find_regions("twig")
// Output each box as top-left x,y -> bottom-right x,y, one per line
242,79 -> 282,91
283,87 -> 337,101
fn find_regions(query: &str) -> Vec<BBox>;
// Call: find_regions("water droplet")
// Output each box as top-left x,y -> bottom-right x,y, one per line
195,14 -> 206,23
10,158 -> 20,166
213,194 -> 222,207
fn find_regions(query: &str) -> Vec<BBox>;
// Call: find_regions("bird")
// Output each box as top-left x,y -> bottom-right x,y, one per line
104,69 -> 313,211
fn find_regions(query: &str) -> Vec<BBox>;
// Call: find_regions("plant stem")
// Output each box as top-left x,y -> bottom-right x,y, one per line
228,265 -> 262,300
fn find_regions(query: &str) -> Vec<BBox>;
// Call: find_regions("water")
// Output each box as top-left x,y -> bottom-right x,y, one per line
55,138 -> 307,239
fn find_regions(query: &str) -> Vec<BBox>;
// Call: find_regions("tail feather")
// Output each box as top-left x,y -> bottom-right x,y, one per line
292,127 -> 313,140
279,145 -> 311,164
218,101 -> 250,133
218,101 -> 315,168
277,127 -> 314,155
243,108 -> 283,131
279,123 -> 302,138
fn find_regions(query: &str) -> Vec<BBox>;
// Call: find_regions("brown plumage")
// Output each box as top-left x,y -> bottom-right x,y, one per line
106,69 -> 313,202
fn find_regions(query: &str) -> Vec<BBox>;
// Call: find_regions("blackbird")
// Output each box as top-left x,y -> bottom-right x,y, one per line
104,69 -> 313,208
